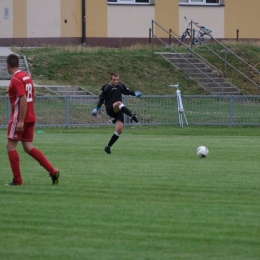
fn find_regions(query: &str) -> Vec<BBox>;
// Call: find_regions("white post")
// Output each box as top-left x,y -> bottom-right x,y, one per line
170,83 -> 189,128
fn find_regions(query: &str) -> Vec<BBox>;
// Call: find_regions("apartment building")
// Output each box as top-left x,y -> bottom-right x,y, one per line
0,0 -> 259,47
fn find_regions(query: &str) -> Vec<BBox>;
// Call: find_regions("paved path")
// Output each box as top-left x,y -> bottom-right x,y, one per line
0,47 -> 16,56
0,80 -> 10,87
0,47 -> 18,86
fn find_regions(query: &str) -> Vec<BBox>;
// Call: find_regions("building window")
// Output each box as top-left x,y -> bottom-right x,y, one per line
179,0 -> 220,4
108,0 -> 150,4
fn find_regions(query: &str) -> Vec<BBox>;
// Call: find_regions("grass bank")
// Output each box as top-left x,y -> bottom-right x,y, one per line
11,45 -> 208,95
10,41 -> 260,95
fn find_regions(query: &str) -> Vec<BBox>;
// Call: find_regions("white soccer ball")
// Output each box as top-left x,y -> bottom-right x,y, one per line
196,146 -> 209,158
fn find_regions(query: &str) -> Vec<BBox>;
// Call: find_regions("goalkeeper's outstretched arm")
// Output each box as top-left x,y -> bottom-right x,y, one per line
120,83 -> 142,97
91,98 -> 104,117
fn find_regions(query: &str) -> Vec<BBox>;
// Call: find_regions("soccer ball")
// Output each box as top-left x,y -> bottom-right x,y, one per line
196,146 -> 209,158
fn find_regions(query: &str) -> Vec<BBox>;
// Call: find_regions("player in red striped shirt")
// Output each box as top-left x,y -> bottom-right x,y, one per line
5,54 -> 60,186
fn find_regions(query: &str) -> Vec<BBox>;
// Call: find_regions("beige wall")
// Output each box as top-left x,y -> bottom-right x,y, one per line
225,0 -> 260,38
13,0 -> 27,38
1,0 -> 260,43
179,6 -> 224,38
107,0 -> 178,38
0,0 -> 13,37
73,0 -> 82,37
86,0 -> 107,37
155,0 -> 178,38
27,0 -> 60,37
61,0 -> 76,37
108,5 -> 154,38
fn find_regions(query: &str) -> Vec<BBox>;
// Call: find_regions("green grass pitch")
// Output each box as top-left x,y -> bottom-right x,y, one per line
0,125 -> 259,260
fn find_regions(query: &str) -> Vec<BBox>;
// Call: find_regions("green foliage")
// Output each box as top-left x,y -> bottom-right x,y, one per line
13,45 -> 207,95
11,42 -> 260,95
0,126 -> 260,259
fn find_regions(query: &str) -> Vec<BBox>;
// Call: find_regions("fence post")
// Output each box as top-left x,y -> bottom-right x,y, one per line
149,28 -> 152,45
65,96 -> 69,127
229,96 -> 234,127
186,48 -> 190,78
151,20 -> 154,53
236,29 -> 239,41
6,96 -> 10,125
169,29 -> 172,46
224,49 -> 227,75
122,96 -> 126,124
190,21 -> 193,49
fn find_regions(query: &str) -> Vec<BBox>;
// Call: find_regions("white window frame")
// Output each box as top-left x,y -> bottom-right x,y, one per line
108,0 -> 151,4
179,0 -> 222,5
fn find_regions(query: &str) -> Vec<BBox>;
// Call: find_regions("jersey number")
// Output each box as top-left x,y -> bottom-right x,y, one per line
26,83 -> 33,102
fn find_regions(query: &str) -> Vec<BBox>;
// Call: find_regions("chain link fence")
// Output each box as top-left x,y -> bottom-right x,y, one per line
1,95 -> 260,127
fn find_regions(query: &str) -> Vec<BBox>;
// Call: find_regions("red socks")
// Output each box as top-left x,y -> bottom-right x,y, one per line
7,148 -> 57,184
7,150 -> 23,184
29,148 -> 56,174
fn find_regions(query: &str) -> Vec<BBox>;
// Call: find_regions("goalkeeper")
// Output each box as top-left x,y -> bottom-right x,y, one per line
91,73 -> 142,154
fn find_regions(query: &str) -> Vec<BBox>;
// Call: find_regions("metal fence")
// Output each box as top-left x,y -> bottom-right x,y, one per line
1,95 -> 260,127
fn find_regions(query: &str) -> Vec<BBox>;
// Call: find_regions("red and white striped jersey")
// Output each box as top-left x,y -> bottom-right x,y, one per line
8,70 -> 36,123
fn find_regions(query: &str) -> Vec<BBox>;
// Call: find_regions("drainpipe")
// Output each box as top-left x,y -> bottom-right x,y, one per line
82,0 -> 86,46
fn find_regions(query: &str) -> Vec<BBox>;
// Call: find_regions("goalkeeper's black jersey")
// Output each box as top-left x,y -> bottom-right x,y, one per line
97,83 -> 135,109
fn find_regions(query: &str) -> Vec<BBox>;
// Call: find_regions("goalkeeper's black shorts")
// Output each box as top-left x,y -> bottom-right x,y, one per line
106,106 -> 124,124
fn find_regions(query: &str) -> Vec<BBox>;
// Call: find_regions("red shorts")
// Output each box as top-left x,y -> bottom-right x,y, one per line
7,121 -> 35,142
